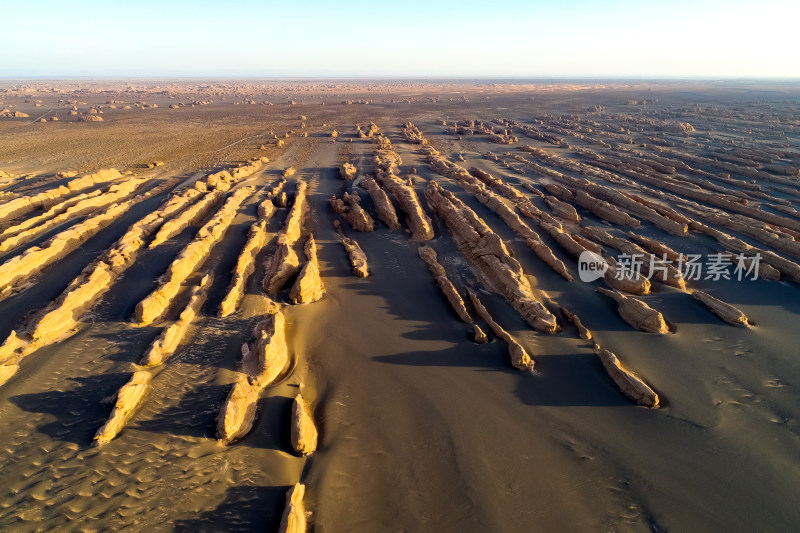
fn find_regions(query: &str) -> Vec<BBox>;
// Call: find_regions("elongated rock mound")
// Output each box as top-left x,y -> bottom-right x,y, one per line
426,181 -> 558,333
561,307 -> 592,340
290,235 -> 325,304
94,370 -> 153,446
263,234 -> 300,295
291,393 -> 318,455
217,311 -> 289,444
418,246 -> 472,323
278,483 -> 307,533
330,191 -> 374,232
241,311 -> 289,386
692,290 -> 751,327
598,349 -> 660,407
219,220 -> 268,317
375,157 -> 434,240
216,376 -> 261,444
135,186 -> 254,325
341,236 -> 369,278
0,180 -> 218,384
597,287 -> 669,334
468,290 -> 534,373
141,274 -> 212,366
362,176 -> 401,229
149,191 -> 222,248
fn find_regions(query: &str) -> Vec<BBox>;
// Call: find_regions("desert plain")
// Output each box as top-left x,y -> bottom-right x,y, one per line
0,79 -> 799,532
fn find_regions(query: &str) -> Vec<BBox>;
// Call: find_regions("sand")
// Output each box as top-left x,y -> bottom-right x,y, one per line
0,79 -> 799,532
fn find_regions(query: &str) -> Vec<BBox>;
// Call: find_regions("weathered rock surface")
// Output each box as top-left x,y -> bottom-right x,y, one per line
362,176 -> 401,230
340,162 -> 357,179
219,220 -> 268,317
418,246 -> 472,322
330,191 -> 375,232
339,234 -> 369,278
141,274 -> 212,366
561,307 -> 592,340
544,195 -> 580,222
263,234 -> 301,295
427,155 -> 574,281
291,393 -> 318,456
0,176 -> 147,254
0,199 -> 135,298
93,370 -> 153,445
597,287 -> 669,334
583,226 -> 686,289
0,168 -> 122,223
692,290 -> 751,327
217,311 -> 289,443
290,235 -> 325,304
426,181 -> 558,333
472,324 -> 489,343
135,186 -> 254,325
0,181 -> 212,383
375,149 -> 433,240
598,349 -> 660,407
149,190 -> 222,248
468,290 -> 535,372
278,483 -> 307,533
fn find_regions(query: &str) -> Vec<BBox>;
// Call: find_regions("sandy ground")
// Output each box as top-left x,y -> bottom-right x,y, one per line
0,80 -> 799,532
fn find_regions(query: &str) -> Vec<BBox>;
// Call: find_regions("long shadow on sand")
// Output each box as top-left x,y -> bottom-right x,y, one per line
9,372 -> 133,446
129,381 -> 230,440
174,484 -> 290,532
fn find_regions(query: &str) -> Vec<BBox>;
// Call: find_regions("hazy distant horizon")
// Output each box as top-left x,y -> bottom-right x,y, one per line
5,0 -> 798,79
2,76 -> 800,83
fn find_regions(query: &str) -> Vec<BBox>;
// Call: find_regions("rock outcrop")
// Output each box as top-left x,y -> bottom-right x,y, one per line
472,324 -> 488,343
0,176 -> 147,254
141,274 -> 212,366
692,290 -> 751,327
374,148 -> 434,240
362,176 -> 401,230
289,235 -> 325,304
426,155 -> 572,280
263,234 -> 301,295
329,191 -> 375,232
135,186 -> 254,325
291,393 -> 318,455
426,181 -> 558,333
596,287 -> 669,334
544,195 -> 580,222
340,162 -> 357,179
418,246 -> 472,323
93,370 -> 153,445
339,233 -> 369,278
0,181 -> 219,384
219,220 -> 269,317
583,226 -> 686,289
0,168 -> 122,223
376,171 -> 434,240
217,311 -> 289,443
561,307 -> 592,340
598,349 -> 660,407
468,290 -> 535,372
0,199 -> 136,299
278,484 -> 307,533
149,190 -> 223,248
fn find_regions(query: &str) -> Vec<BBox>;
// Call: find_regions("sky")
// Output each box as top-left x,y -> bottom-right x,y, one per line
2,0 -> 798,78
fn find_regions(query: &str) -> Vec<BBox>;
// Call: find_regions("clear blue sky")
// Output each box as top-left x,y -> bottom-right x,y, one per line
2,0 -> 798,78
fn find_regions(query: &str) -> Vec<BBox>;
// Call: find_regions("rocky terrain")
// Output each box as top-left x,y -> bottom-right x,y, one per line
0,79 -> 799,532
